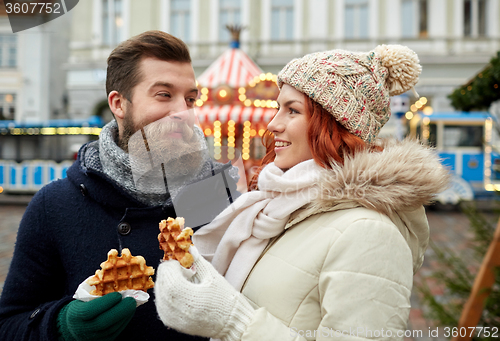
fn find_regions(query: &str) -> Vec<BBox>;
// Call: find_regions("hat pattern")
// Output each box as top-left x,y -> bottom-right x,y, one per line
277,45 -> 421,144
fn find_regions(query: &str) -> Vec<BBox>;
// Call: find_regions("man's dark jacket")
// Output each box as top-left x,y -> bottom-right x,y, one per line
0,144 -> 217,340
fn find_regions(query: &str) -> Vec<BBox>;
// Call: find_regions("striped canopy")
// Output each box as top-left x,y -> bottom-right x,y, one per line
197,48 -> 263,89
196,105 -> 276,125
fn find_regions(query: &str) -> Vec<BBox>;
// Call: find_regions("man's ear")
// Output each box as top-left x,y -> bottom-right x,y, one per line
108,91 -> 126,120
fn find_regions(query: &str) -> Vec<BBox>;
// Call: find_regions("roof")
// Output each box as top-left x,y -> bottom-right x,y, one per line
0,116 -> 104,129
197,48 -> 263,89
426,111 -> 492,122
196,104 -> 276,124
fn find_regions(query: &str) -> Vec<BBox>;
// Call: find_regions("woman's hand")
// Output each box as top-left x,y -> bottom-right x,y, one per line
155,247 -> 255,341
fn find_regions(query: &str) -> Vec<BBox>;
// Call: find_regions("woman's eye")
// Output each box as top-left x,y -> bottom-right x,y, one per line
275,106 -> 299,115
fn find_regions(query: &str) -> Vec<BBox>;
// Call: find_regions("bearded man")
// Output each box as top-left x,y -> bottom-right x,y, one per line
0,31 -> 237,341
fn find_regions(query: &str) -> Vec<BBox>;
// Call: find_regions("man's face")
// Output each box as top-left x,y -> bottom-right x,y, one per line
117,57 -> 198,150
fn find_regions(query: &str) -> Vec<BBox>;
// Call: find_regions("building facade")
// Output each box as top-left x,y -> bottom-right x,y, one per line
0,2 -> 74,162
66,0 -> 500,122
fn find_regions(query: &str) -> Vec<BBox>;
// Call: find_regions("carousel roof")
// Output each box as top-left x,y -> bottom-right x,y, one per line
197,48 -> 263,89
196,104 -> 276,124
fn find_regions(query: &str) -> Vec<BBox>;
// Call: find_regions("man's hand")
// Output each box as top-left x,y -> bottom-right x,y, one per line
57,292 -> 136,341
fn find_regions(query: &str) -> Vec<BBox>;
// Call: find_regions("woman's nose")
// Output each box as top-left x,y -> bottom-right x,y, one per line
267,112 -> 285,133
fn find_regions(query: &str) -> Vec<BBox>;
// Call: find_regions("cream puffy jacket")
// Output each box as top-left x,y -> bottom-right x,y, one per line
239,139 -> 449,341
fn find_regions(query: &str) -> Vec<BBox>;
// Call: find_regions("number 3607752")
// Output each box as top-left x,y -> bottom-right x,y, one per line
444,327 -> 499,338
5,2 -> 62,14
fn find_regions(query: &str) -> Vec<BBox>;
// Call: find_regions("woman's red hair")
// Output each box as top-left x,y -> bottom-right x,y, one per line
248,95 -> 380,191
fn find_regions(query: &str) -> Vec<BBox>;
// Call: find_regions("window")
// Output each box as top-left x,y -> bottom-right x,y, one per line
220,0 -> 241,41
401,0 -> 428,38
443,125 -> 483,147
464,0 -> 487,37
271,0 -> 294,41
0,94 -> 16,120
0,35 -> 17,68
102,0 -> 124,46
170,0 -> 191,42
344,0 -> 368,39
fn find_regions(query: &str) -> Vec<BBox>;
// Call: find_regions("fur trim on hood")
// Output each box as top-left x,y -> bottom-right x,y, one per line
308,138 -> 451,216
286,138 -> 450,273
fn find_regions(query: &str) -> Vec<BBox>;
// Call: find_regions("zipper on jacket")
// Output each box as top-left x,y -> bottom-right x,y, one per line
241,229 -> 287,291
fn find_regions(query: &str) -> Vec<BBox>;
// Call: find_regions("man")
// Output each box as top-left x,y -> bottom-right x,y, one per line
0,31 -> 236,341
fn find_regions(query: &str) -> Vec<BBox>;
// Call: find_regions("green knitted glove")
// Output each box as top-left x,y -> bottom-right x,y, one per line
57,292 -> 136,341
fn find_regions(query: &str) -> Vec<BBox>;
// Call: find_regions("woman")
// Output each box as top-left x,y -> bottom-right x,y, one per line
154,45 -> 449,341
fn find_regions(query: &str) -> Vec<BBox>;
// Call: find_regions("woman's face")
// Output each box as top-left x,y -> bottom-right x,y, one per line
267,84 -> 313,171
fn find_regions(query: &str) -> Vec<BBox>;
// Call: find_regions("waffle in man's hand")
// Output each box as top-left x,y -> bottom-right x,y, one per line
86,248 -> 155,296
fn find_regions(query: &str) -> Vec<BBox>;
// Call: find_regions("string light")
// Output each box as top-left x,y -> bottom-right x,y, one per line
423,106 -> 433,115
213,121 -> 222,160
227,120 -> 236,160
242,121 -> 251,160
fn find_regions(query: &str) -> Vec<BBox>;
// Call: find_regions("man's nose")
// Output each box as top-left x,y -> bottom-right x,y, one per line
169,100 -> 190,121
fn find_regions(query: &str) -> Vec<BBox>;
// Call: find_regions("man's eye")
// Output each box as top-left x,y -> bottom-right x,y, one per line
159,93 -> 171,98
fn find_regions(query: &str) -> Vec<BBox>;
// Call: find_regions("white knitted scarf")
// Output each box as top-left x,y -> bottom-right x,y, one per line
193,159 -> 324,291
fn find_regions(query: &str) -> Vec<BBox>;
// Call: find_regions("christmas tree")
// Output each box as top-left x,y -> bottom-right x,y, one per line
448,51 -> 500,112
417,202 -> 500,340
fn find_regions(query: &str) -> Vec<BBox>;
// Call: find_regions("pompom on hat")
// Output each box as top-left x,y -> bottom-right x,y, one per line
277,44 -> 422,144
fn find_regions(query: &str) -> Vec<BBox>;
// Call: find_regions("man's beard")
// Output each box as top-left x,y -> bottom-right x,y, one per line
124,112 -> 208,194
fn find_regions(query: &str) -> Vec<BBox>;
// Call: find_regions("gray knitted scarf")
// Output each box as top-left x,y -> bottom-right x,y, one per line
82,120 -> 236,207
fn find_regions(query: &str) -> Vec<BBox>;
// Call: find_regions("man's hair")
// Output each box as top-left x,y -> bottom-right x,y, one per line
106,30 -> 192,102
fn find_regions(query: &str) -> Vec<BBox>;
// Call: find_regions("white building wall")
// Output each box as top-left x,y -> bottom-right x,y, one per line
63,0 -> 500,119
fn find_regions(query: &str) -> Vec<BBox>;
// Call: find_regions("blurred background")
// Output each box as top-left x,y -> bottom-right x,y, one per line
0,1 -> 499,339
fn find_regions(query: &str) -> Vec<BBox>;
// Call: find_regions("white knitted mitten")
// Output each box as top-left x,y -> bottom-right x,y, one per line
155,248 -> 255,341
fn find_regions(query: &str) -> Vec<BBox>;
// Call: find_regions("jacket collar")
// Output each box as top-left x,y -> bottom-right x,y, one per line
287,138 -> 450,228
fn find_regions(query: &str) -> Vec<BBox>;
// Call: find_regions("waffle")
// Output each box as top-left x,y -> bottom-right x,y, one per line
158,217 -> 194,268
86,248 -> 155,296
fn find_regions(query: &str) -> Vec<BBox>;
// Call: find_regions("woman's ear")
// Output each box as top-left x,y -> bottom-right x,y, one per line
108,91 -> 126,120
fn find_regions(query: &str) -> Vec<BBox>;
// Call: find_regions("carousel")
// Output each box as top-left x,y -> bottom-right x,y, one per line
195,26 -> 279,183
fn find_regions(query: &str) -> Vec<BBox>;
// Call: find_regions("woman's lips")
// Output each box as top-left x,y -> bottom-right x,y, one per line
274,141 -> 291,151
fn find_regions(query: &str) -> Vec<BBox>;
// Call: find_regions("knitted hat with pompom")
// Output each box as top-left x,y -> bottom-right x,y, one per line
277,45 -> 422,144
